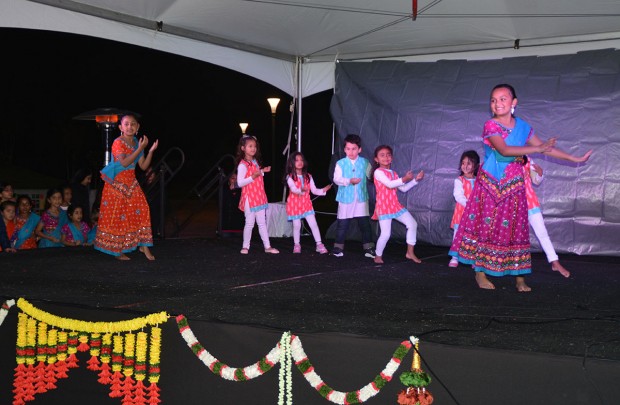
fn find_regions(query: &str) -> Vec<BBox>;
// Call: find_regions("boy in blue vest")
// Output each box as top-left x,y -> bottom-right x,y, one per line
332,134 -> 375,258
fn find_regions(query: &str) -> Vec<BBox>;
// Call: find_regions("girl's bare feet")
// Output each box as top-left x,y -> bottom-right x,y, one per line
551,260 -> 570,278
405,245 -> 422,263
374,256 -> 384,264
117,254 -> 130,261
139,246 -> 155,260
516,277 -> 531,292
475,272 -> 495,289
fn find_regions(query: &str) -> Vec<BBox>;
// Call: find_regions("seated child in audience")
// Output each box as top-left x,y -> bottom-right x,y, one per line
0,200 -> 17,253
60,184 -> 72,211
0,181 -> 16,203
61,205 -> 91,246
14,195 -> 40,250
36,188 -> 68,248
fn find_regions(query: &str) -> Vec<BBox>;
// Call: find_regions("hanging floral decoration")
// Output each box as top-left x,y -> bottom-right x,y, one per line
291,335 -> 413,404
176,314 -> 416,404
176,315 -> 281,381
13,298 -> 168,405
397,337 -> 433,405
1,299 -> 15,326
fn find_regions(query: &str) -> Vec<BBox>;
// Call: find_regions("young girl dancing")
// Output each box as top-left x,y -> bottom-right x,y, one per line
371,145 -> 424,264
236,135 -> 279,254
61,205 -> 91,247
448,150 -> 480,267
35,187 -> 68,248
14,195 -> 40,250
284,152 -> 331,254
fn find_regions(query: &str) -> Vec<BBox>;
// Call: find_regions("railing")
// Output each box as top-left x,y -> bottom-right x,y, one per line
170,154 -> 236,238
140,147 -> 186,238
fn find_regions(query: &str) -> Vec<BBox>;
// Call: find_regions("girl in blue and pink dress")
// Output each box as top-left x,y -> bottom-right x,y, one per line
14,195 -> 39,250
449,84 -> 592,292
35,188 -> 68,248
371,145 -> 424,264
61,205 -> 91,247
284,152 -> 331,254
236,135 -> 279,255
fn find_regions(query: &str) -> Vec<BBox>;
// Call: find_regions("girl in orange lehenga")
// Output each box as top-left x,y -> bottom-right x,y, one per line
94,114 -> 158,260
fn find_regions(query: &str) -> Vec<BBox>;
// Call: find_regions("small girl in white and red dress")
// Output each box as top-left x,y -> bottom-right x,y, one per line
235,135 -> 279,255
371,145 -> 424,264
284,152 -> 331,254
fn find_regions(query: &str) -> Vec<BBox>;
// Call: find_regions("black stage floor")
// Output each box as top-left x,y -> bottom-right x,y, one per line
1,235 -> 620,404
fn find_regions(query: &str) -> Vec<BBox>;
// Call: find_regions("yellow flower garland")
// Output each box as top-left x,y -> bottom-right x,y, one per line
16,298 -> 168,333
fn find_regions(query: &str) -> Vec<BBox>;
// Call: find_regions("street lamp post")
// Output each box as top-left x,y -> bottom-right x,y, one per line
267,98 -> 280,199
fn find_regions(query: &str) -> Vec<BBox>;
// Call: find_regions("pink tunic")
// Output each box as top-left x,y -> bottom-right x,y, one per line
285,174 -> 315,219
238,159 -> 268,211
372,168 -> 407,220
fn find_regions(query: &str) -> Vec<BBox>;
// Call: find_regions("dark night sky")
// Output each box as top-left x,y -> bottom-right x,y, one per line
1,28 -> 334,192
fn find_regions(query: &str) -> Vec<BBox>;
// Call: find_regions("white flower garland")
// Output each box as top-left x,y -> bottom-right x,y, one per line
278,331 -> 293,405
176,315 -> 415,404
290,334 -> 412,404
176,315 -> 281,381
0,299 -> 15,326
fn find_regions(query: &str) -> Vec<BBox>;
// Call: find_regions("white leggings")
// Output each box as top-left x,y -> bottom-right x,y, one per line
243,200 -> 272,250
292,214 -> 322,245
529,211 -> 558,263
376,211 -> 417,257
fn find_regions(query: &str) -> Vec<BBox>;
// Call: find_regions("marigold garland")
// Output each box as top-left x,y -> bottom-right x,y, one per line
12,298 -> 169,405
16,298 -> 168,333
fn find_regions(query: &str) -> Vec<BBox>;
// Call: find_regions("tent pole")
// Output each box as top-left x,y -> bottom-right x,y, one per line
297,57 -> 303,152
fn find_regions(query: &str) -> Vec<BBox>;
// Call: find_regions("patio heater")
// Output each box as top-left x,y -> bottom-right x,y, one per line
74,108 -> 135,167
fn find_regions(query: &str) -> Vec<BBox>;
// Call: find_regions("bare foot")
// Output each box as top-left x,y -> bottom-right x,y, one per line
374,256 -> 384,264
139,246 -> 155,261
475,272 -> 495,289
551,260 -> 570,278
405,253 -> 422,263
516,277 -> 531,292
116,254 -> 130,261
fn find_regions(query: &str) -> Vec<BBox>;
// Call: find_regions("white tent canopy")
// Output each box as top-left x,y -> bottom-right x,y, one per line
3,0 -> 620,98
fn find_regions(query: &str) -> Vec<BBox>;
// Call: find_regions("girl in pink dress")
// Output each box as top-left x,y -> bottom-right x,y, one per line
371,145 -> 424,264
236,135 -> 279,255
448,150 -> 480,267
284,152 -> 331,254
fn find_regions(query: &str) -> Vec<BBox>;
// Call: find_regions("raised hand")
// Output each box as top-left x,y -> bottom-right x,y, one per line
573,149 -> 593,163
401,171 -> 414,183
415,170 -> 425,181
149,139 -> 159,154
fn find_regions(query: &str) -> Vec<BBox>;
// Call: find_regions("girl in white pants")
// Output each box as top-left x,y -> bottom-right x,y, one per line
371,145 -> 424,264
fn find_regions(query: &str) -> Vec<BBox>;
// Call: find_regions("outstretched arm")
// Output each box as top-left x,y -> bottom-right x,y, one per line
527,134 -> 592,163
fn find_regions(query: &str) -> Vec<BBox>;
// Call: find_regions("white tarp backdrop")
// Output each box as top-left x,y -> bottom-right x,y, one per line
330,54 -> 620,256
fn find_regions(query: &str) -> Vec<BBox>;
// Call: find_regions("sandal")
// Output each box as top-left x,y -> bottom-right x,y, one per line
264,247 -> 279,254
